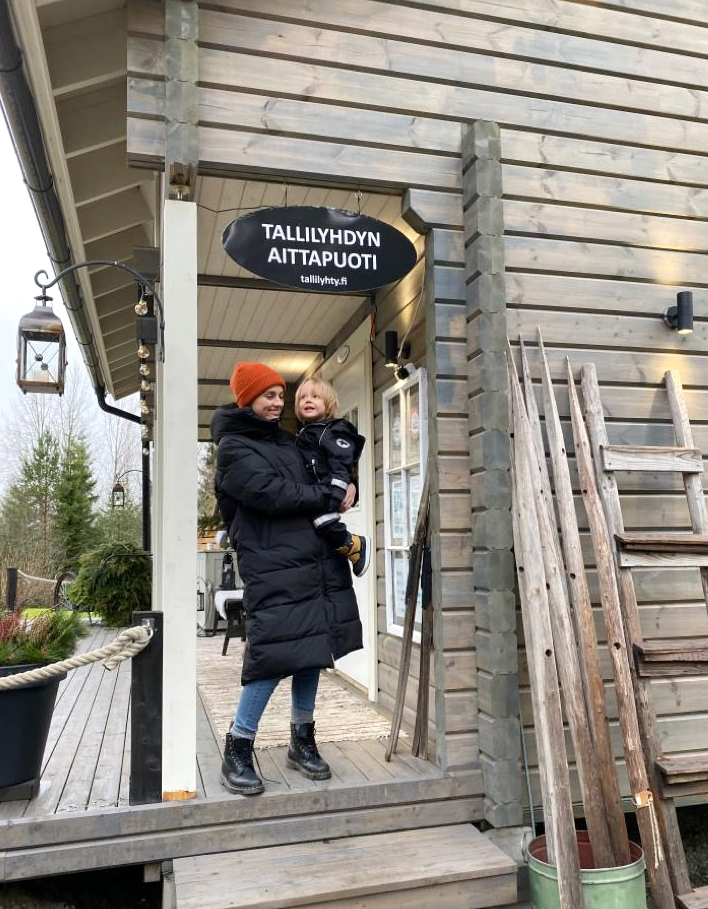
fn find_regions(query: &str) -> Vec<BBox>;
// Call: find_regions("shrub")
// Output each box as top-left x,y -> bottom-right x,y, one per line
0,609 -> 87,666
68,542 -> 151,628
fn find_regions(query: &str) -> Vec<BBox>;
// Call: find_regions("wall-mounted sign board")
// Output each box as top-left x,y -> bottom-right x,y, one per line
222,206 -> 417,293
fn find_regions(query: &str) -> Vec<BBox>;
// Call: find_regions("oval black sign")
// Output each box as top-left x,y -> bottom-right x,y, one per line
222,206 -> 417,293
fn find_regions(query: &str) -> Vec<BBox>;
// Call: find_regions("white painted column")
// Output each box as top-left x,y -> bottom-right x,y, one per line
152,358 -> 165,607
160,198 -> 198,798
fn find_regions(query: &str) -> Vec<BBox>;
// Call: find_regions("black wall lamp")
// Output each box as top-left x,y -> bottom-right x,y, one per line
383,330 -> 412,380
664,291 -> 694,335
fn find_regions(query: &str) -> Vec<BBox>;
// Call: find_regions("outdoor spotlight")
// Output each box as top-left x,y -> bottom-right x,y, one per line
139,363 -> 151,377
394,363 -> 412,382
383,330 -> 412,369
137,344 -> 150,360
664,291 -> 694,335
384,331 -> 398,367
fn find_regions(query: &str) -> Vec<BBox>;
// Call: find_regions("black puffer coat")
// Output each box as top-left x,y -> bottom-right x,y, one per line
211,404 -> 363,684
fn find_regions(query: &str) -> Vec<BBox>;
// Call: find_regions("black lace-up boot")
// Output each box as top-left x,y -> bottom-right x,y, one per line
287,721 -> 331,780
221,733 -> 264,795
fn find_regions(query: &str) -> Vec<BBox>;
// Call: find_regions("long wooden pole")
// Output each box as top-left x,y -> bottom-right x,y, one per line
513,343 -> 614,868
536,333 -> 631,866
508,354 -> 584,909
412,541 -> 432,757
568,361 -> 675,909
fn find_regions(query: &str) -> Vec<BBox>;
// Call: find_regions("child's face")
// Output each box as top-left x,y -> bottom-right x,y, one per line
297,382 -> 327,422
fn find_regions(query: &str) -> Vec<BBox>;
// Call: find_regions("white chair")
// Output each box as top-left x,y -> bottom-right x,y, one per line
214,588 -> 246,655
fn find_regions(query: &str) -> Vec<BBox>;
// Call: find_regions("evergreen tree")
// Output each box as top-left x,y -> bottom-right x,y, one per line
94,500 -> 142,549
54,438 -> 98,571
0,481 -> 39,575
20,430 -> 60,559
197,442 -> 218,521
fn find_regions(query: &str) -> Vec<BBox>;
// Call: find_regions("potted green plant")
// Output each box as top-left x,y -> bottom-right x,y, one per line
68,541 -> 151,627
0,609 -> 87,800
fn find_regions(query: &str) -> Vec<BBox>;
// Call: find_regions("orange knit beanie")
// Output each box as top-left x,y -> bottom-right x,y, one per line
230,362 -> 286,407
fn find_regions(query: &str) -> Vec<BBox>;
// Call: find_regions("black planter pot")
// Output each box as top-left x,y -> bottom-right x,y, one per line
0,662 -> 66,801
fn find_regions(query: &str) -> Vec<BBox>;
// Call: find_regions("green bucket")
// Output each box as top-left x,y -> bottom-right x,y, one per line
527,832 -> 646,909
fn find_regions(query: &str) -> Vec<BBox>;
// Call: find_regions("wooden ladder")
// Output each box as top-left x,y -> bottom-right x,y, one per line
582,365 -> 708,909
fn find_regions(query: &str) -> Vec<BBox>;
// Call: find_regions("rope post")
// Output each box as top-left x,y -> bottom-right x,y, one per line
130,610 -> 163,805
6,568 -> 18,613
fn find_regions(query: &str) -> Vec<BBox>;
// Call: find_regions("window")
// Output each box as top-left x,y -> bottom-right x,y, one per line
382,368 -> 427,638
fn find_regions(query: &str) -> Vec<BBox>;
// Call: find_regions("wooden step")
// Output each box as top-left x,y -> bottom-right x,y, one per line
171,824 -> 517,909
678,885 -> 708,909
634,638 -> 708,677
615,532 -> 708,568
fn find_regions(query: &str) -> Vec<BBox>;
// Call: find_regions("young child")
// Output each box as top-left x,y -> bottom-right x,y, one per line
295,377 -> 370,577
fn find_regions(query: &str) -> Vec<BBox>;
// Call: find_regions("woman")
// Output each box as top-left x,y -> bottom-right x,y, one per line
211,362 -> 363,795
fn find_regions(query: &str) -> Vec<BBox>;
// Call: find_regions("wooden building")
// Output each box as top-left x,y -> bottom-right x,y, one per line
3,0 -> 708,901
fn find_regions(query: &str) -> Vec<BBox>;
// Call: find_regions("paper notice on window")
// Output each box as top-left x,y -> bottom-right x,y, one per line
391,478 -> 405,542
408,472 -> 421,535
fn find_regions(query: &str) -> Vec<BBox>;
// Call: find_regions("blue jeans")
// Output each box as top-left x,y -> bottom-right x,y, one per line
231,667 -> 321,740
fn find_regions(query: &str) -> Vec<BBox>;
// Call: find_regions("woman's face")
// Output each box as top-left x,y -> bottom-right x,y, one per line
250,384 -> 285,420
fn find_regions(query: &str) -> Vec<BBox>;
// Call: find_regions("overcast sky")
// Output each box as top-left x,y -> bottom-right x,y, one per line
0,117 -> 58,412
0,118 -> 142,498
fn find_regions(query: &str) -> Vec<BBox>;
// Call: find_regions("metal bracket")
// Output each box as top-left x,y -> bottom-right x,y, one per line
141,616 -> 156,632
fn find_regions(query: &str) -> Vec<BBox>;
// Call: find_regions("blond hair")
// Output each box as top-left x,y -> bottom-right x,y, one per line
295,376 -> 340,420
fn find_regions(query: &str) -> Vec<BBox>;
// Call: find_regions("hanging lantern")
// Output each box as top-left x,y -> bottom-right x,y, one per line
16,295 -> 67,395
112,481 -> 125,509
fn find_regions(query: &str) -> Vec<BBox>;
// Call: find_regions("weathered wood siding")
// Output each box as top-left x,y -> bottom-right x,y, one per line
127,0 -> 708,818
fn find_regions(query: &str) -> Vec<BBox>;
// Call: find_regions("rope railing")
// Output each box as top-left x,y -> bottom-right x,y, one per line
16,569 -> 55,585
0,625 -> 153,690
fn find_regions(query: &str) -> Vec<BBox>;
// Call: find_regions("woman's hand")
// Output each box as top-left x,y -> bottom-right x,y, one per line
339,483 -> 356,512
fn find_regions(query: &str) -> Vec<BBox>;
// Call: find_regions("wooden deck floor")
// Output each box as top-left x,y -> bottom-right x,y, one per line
0,624 -> 483,882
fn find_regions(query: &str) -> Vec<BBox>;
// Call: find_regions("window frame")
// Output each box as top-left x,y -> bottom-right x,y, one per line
382,366 -> 428,641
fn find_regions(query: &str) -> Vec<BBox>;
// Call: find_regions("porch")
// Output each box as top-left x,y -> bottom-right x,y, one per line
0,624 -> 482,884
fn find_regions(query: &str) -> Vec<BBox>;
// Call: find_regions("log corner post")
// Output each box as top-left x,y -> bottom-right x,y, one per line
462,121 -> 521,827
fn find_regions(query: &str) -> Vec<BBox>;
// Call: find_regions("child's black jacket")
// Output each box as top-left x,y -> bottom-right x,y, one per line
296,418 -> 365,501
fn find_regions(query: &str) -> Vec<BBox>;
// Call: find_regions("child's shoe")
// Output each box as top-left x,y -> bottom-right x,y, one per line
340,534 -> 370,578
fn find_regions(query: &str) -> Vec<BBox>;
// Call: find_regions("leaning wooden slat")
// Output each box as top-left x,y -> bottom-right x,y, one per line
570,362 -> 676,909
618,551 -> 708,569
665,369 -> 708,615
602,445 -> 703,473
582,363 -> 693,897
637,639 -> 708,661
509,452 -> 554,863
509,355 -> 584,907
616,533 -> 708,553
515,342 -> 615,868
385,472 -> 430,761
537,332 -> 631,867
